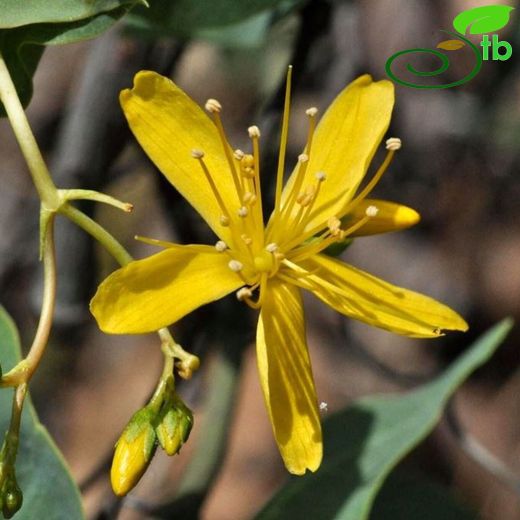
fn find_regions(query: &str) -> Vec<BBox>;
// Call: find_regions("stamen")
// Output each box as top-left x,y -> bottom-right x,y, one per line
236,287 -> 253,301
248,125 -> 261,138
234,149 -> 244,160
274,65 -> 293,216
241,234 -> 253,246
337,144 -> 398,222
192,149 -> 231,227
205,98 -> 222,113
315,171 -> 327,182
365,205 -> 379,217
228,260 -> 243,272
215,240 -> 227,252
385,137 -> 402,151
248,123 -> 265,237
298,153 -> 309,163
191,149 -> 204,159
305,107 -> 318,117
265,243 -> 279,253
238,206 -> 248,218
204,100 -> 243,199
327,216 -> 342,237
243,192 -> 257,205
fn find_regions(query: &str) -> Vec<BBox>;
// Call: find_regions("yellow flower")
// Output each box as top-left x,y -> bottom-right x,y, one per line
91,70 -> 467,475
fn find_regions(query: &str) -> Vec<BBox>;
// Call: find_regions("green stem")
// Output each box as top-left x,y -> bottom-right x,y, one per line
59,203 -> 133,266
0,52 -> 59,208
1,217 -> 57,387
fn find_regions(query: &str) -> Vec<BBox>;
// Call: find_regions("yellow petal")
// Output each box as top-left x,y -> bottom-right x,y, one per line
281,75 -> 394,235
299,254 -> 468,338
120,71 -> 240,245
256,280 -> 322,474
91,245 -> 242,334
344,198 -> 420,237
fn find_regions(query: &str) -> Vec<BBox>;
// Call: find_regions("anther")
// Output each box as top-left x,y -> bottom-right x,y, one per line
243,192 -> 257,205
365,205 -> 379,217
315,171 -> 327,182
191,148 -> 204,159
234,149 -> 245,160
248,125 -> 261,138
236,287 -> 253,301
274,252 -> 285,262
238,206 -> 249,217
242,167 -> 255,179
298,153 -> 309,163
305,107 -> 318,117
242,154 -> 254,168
205,99 -> 222,114
241,234 -> 253,246
215,240 -> 227,252
328,216 -> 342,237
266,243 -> 279,253
220,215 -> 230,226
228,260 -> 243,272
385,137 -> 402,151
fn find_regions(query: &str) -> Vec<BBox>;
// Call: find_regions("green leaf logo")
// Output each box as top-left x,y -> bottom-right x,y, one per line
453,5 -> 515,35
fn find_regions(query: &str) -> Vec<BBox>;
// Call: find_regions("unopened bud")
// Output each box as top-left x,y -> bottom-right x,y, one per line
2,483 -> 22,519
156,400 -> 193,456
110,407 -> 157,497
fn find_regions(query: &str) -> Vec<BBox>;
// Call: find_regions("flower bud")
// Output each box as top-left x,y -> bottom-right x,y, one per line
1,481 -> 23,519
110,407 -> 157,497
156,400 -> 193,456
0,468 -> 23,519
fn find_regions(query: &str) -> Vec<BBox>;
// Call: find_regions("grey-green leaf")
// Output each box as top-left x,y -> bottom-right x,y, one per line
0,0 -> 145,28
453,5 -> 514,35
125,0 -> 302,39
256,319 -> 513,520
0,306 -> 84,520
373,470 -> 477,519
0,4 -> 137,115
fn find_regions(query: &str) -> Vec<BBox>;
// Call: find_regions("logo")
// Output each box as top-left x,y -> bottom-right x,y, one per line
385,5 -> 514,89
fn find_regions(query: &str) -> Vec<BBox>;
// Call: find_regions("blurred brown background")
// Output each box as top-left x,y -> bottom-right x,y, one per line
1,0 -> 520,518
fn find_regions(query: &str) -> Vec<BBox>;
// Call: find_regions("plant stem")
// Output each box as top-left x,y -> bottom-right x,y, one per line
59,203 -> 133,266
1,218 -> 57,387
0,52 -> 59,208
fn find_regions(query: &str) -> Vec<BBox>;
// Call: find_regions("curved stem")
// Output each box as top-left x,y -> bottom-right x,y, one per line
0,52 -> 59,208
1,217 -> 57,386
59,203 -> 133,267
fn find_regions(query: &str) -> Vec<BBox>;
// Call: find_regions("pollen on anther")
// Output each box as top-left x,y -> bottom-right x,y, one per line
215,240 -> 227,252
305,107 -> 318,117
234,149 -> 245,160
238,206 -> 249,217
365,205 -> 379,217
236,287 -> 253,301
266,243 -> 279,253
220,215 -> 230,226
228,260 -> 244,272
191,148 -> 204,159
385,137 -> 402,151
243,192 -> 257,205
241,234 -> 253,246
315,171 -> 327,182
205,98 -> 222,113
248,125 -> 261,138
298,153 -> 309,163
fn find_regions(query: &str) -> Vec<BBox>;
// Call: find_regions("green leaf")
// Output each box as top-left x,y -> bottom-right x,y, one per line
453,5 -> 514,35
373,470 -> 477,519
0,4 -> 136,114
0,306 -> 84,520
0,0 -> 145,28
126,0 -> 302,39
256,319 -> 513,520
